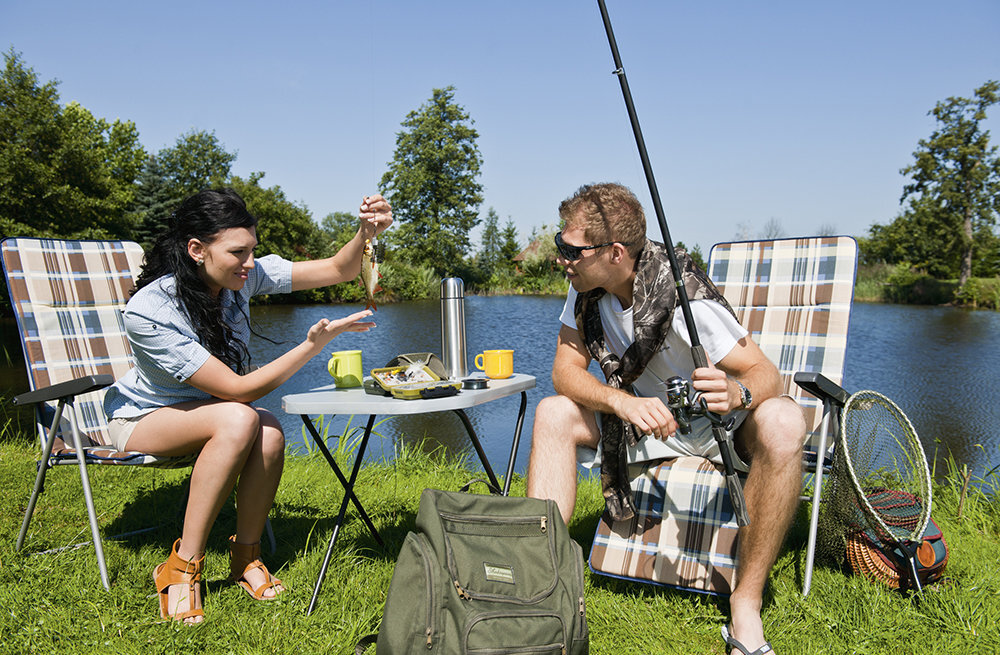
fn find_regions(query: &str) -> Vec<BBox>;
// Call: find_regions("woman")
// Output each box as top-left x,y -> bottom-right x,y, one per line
102,188 -> 392,623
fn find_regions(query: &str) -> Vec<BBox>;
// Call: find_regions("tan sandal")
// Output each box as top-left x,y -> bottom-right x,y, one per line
228,535 -> 284,600
153,538 -> 205,623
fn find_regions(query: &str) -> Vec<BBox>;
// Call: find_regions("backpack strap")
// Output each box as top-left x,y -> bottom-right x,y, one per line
459,478 -> 502,495
355,634 -> 377,654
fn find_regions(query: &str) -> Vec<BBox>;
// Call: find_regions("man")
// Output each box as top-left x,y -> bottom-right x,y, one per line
526,183 -> 805,655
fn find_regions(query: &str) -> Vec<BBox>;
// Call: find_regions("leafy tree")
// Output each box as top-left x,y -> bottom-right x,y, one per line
320,211 -> 360,251
379,86 -> 483,275
228,172 -> 333,302
131,130 -> 237,246
159,129 -> 236,197
872,80 -> 1000,285
0,49 -> 145,239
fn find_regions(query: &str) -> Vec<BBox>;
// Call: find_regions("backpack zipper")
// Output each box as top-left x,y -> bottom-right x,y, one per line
439,511 -> 549,534
412,533 -> 439,648
573,546 -> 586,636
454,578 -> 470,600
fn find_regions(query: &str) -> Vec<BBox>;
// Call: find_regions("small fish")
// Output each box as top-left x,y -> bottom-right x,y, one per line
360,238 -> 383,311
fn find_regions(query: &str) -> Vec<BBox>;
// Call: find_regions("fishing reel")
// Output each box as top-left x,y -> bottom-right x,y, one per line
664,376 -> 735,435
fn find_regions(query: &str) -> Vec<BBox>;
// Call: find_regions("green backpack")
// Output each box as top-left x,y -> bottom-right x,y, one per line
358,488 -> 589,654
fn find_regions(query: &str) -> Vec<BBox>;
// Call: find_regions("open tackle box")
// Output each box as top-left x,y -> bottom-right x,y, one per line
364,352 -> 461,400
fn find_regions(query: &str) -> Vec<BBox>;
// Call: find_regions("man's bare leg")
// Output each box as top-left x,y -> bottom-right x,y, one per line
526,395 -> 600,524
728,396 -> 806,652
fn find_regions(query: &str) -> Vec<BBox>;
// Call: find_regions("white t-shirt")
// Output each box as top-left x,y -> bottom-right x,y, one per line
560,286 -> 749,465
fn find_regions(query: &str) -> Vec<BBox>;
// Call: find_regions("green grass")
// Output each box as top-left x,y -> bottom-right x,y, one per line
1,437 -> 998,654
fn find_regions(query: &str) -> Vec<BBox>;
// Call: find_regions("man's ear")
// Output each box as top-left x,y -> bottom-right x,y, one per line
609,242 -> 628,265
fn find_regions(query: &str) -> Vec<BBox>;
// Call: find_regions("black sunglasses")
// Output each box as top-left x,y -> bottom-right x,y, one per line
554,231 -> 630,261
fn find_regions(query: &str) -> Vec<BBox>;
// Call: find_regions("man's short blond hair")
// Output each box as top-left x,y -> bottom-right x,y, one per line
558,183 -> 646,258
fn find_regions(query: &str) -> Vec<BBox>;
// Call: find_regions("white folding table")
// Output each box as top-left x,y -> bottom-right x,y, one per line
282,373 -> 535,614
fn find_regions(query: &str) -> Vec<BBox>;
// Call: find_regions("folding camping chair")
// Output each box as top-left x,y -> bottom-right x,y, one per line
2,237 -> 200,590
589,236 -> 857,596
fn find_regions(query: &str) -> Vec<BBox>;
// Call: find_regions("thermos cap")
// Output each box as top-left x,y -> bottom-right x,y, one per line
441,277 -> 464,298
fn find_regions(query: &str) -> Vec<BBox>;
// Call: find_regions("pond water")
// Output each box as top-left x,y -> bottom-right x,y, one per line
4,297 -> 999,482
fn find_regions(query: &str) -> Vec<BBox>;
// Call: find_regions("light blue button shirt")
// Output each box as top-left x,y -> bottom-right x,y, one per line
103,254 -> 293,419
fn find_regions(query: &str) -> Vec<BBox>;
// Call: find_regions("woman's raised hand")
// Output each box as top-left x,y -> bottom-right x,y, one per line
306,310 -> 376,350
359,194 -> 392,239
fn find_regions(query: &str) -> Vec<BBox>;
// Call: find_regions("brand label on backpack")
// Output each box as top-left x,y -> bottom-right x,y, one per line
484,563 -> 515,584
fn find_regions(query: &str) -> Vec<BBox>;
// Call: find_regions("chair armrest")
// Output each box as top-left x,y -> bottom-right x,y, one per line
13,374 -> 115,406
793,372 -> 849,408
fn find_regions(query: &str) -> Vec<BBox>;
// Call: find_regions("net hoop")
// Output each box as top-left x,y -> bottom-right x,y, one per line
838,389 -> 932,544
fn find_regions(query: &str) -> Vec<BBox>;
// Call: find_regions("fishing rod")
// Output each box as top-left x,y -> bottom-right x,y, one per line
596,0 -> 750,526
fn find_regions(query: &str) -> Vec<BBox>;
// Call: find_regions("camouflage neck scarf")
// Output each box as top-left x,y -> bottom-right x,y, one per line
574,239 -> 734,521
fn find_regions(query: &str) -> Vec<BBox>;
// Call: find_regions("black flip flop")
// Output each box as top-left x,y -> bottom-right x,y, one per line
721,624 -> 773,655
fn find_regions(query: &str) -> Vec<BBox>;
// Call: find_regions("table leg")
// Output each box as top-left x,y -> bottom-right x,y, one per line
453,409 -> 501,493
306,414 -> 381,616
300,415 -> 383,544
502,391 -> 528,496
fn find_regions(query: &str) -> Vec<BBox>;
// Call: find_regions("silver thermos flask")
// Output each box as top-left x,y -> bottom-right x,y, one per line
440,277 -> 467,380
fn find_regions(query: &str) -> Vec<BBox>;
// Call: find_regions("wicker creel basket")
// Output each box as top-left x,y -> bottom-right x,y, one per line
845,529 -> 947,589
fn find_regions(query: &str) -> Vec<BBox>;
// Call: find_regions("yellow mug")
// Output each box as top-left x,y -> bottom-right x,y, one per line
475,349 -> 514,379
328,350 -> 363,388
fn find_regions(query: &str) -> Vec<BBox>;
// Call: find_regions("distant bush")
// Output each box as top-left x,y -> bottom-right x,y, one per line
954,277 -> 1000,309
378,261 -> 438,301
882,263 -> 957,305
854,263 -> 893,302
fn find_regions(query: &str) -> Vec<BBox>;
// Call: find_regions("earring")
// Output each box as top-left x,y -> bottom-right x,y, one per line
196,258 -> 204,267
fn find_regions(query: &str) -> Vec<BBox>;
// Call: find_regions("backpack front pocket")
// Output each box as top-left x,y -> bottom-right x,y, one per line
439,511 -> 557,603
463,611 -> 566,654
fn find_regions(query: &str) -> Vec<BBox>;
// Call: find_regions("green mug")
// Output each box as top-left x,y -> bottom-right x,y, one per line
328,349 -> 363,388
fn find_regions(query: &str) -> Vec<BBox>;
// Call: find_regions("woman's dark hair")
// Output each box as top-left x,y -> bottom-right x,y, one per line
134,188 -> 259,373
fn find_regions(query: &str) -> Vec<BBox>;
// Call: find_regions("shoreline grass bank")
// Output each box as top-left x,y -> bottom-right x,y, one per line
1,438 -> 998,654
855,263 -> 1000,309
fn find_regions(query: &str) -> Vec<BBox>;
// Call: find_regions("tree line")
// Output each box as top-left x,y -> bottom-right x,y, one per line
0,50 -> 566,315
3,46 -> 997,311
857,81 -> 999,305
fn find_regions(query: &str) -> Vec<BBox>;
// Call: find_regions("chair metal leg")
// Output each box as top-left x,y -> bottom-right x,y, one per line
16,401 -> 66,551
802,400 -> 833,596
264,517 -> 277,554
67,401 -> 111,591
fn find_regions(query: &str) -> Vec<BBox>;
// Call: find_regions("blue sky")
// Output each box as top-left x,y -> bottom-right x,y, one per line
3,0 -> 998,253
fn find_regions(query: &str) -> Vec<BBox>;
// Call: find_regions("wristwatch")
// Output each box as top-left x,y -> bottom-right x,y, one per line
735,380 -> 752,409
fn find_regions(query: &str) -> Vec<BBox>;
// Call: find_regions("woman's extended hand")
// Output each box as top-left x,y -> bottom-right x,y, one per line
306,310 -> 376,350
359,194 -> 392,239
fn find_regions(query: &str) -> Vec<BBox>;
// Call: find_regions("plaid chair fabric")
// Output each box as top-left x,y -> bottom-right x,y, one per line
1,237 -> 190,465
708,236 -> 857,452
589,457 -> 741,594
588,236 -> 858,596
2,237 -> 196,590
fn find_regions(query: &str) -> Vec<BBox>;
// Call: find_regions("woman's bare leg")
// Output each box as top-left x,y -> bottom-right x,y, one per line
124,400 -> 286,617
233,409 -> 286,597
